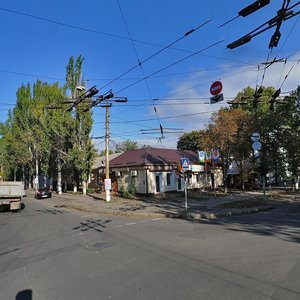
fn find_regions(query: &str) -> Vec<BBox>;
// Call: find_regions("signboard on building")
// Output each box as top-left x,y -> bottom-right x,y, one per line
191,165 -> 204,172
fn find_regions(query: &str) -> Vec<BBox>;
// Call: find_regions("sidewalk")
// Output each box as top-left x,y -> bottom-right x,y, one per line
27,189 -> 300,220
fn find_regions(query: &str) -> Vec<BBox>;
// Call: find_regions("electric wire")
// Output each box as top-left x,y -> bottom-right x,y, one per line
0,59 -> 256,84
100,17 -> 212,90
115,40 -> 224,94
116,0 -> 163,139
0,7 -> 167,48
279,58 -> 300,90
160,65 -> 258,100
260,51 -> 271,87
95,110 -> 218,124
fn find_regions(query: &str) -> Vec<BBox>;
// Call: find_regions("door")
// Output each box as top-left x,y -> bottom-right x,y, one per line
155,175 -> 161,193
177,178 -> 182,191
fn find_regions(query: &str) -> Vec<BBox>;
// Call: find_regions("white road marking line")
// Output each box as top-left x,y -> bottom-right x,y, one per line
115,218 -> 163,229
126,222 -> 137,226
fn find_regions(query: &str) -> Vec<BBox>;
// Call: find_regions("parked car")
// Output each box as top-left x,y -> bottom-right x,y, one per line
35,187 -> 52,199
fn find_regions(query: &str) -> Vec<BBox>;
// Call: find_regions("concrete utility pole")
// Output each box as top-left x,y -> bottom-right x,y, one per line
104,104 -> 112,202
101,96 -> 127,202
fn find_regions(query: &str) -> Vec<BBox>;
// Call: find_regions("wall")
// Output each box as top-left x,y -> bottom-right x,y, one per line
148,170 -> 180,194
116,168 -> 147,194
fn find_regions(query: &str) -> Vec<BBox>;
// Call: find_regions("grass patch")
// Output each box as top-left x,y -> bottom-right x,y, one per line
218,197 -> 268,209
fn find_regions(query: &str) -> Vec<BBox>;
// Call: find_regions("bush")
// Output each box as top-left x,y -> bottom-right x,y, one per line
130,178 -> 137,195
87,187 -> 96,193
120,184 -> 134,199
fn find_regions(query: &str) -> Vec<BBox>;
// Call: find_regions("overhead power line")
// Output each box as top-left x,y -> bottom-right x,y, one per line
0,7 -> 161,47
96,110 -> 218,124
0,7 -> 211,56
115,40 -> 224,94
116,0 -> 163,140
100,18 -> 212,90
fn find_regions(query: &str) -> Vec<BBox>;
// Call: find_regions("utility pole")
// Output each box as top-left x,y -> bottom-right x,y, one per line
104,103 -> 112,202
100,96 -> 127,202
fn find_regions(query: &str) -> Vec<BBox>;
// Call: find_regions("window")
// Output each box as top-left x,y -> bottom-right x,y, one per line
167,173 -> 172,186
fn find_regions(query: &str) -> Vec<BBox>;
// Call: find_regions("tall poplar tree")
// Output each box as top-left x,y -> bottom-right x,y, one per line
65,55 -> 96,194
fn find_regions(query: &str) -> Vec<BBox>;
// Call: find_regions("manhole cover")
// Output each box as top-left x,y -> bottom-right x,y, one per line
86,241 -> 110,251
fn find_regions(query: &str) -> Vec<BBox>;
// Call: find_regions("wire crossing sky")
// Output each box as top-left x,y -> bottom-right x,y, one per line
0,0 -> 299,150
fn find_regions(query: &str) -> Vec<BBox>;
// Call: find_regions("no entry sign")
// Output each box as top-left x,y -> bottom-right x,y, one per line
210,81 -> 223,95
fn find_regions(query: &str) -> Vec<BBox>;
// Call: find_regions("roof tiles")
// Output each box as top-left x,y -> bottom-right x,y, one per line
110,148 -> 198,167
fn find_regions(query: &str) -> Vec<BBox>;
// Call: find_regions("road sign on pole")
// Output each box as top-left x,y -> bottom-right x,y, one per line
210,81 -> 223,95
252,141 -> 262,151
251,132 -> 260,142
181,157 -> 189,170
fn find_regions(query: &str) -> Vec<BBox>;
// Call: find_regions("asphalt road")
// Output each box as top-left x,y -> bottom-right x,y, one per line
1,195 -> 300,300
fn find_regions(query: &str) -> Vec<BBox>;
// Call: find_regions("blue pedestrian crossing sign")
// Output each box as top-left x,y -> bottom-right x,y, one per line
181,157 -> 189,170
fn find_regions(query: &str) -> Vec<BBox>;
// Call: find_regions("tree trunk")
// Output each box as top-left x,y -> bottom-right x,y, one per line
73,177 -> 77,193
35,158 -> 39,189
223,159 -> 228,194
82,180 -> 87,195
57,159 -> 62,195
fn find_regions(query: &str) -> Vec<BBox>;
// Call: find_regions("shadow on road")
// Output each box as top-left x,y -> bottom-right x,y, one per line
211,202 -> 300,244
72,219 -> 112,233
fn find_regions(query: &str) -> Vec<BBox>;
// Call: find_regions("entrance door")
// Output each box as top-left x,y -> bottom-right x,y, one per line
155,175 -> 161,193
177,178 -> 182,191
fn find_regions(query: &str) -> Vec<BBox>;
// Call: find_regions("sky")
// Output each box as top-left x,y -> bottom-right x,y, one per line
0,0 -> 299,152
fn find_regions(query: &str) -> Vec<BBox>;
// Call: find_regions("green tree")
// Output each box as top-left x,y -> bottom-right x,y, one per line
0,84 -> 34,184
177,130 -> 208,152
30,80 -> 71,192
115,139 -> 138,153
65,55 -> 96,194
278,86 -> 300,189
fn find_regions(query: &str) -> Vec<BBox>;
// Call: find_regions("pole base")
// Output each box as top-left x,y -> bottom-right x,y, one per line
105,190 -> 111,202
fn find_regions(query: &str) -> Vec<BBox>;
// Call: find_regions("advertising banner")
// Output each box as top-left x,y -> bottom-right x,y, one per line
212,148 -> 220,162
206,151 -> 212,162
198,151 -> 205,163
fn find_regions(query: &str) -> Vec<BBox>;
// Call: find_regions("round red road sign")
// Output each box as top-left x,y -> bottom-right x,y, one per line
210,81 -> 223,95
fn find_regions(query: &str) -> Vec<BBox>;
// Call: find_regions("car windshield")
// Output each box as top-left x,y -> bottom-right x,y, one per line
38,187 -> 50,191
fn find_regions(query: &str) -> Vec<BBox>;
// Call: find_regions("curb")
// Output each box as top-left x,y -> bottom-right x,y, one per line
54,202 -> 276,221
180,205 -> 276,220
